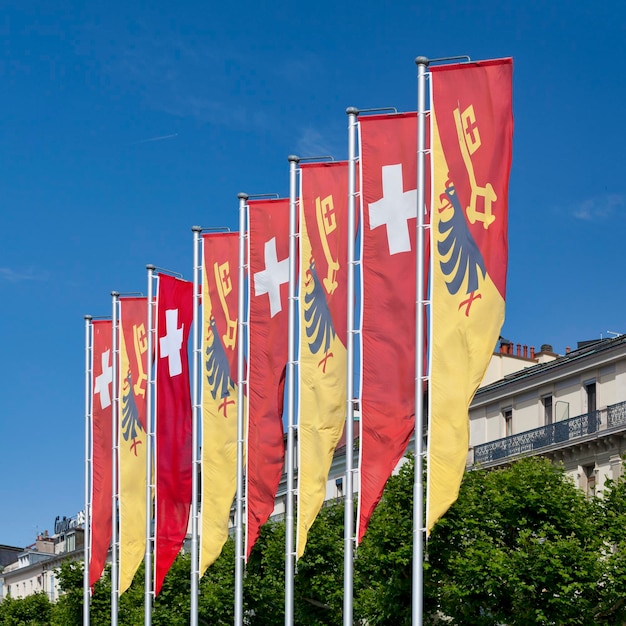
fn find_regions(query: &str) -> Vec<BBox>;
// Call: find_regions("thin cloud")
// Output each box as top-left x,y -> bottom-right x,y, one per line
573,194 -> 625,221
0,268 -> 43,282
130,133 -> 179,145
297,127 -> 339,160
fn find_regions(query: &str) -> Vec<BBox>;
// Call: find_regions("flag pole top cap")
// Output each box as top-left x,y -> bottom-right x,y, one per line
146,264 -> 156,270
346,106 -> 359,115
111,291 -> 119,297
415,56 -> 430,66
237,192 -> 248,200
288,154 -> 300,163
84,314 -> 92,320
191,225 -> 202,232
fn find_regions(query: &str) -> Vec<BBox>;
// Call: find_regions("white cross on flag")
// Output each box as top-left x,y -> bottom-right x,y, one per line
253,237 -> 290,317
154,273 -> 193,595
94,349 -> 113,409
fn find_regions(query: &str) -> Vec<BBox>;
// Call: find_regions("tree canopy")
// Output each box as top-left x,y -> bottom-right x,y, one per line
3,456 -> 626,625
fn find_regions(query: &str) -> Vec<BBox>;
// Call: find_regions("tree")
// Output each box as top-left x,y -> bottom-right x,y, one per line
428,457 -> 604,625
0,592 -> 52,625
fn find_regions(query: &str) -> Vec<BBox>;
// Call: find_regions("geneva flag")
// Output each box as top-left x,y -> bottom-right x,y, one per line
118,297 -> 149,594
247,198 -> 290,557
200,232 -> 240,574
155,274 -> 193,594
297,161 -> 349,557
359,112 -> 421,542
428,58 -> 513,531
89,319 -> 113,588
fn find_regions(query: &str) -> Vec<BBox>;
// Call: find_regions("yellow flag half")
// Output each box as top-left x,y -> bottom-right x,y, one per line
118,297 -> 148,593
200,233 -> 240,574
297,162 -> 349,557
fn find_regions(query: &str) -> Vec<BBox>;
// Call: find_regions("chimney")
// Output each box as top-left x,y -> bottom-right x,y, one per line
523,345 -> 528,358
530,347 -> 535,359
566,346 -> 571,354
516,343 -> 521,356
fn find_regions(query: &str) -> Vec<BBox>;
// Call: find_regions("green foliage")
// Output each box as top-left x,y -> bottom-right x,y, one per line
354,458 -> 415,626
7,457 -> 626,625
0,592 -> 52,625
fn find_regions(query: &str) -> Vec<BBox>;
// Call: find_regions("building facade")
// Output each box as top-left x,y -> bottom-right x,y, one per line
468,335 -> 626,494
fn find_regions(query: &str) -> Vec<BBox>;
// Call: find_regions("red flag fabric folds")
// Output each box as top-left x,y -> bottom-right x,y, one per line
89,319 -> 113,588
358,112 -> 423,542
246,198 -> 290,557
154,274 -> 193,594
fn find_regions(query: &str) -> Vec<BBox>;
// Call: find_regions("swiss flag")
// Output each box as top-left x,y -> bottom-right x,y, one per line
154,273 -> 193,594
358,112 -> 429,542
246,198 -> 290,558
89,319 -> 113,589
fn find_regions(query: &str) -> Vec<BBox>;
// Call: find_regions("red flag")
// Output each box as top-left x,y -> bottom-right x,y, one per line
246,198 -> 290,557
89,320 -> 113,588
358,112 -> 429,542
154,274 -> 193,594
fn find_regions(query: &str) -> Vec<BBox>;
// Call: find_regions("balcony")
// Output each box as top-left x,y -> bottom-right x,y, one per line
473,400 -> 626,466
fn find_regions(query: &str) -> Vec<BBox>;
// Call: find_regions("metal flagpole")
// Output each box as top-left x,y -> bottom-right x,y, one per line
235,193 -> 248,626
343,107 -> 359,626
111,293 -> 120,626
190,227 -> 202,626
285,154 -> 299,626
84,315 -> 93,626
145,265 -> 156,626
413,55 -> 430,626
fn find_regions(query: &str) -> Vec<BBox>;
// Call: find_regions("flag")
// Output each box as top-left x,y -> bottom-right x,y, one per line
200,232 -> 240,574
89,319 -> 113,588
358,112 -> 424,542
427,58 -> 513,530
154,274 -> 193,594
117,297 -> 148,594
297,161 -> 349,557
246,198 -> 290,557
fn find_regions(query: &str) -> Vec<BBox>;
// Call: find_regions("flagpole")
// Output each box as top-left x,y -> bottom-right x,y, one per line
285,155 -> 299,626
342,107 -> 359,626
190,227 -> 202,626
145,265 -> 156,626
84,315 -> 93,626
111,293 -> 120,626
235,193 -> 248,626
413,55 -> 429,626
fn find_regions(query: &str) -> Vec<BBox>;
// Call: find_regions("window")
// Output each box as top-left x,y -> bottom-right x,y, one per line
585,381 -> 597,413
542,395 -> 553,425
582,464 -> 597,497
503,408 -> 513,437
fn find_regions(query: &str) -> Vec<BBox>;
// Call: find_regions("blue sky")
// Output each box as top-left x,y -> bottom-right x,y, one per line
2,1 -> 625,548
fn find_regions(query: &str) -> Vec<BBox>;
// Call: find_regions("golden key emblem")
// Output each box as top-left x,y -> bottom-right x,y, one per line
315,194 -> 340,295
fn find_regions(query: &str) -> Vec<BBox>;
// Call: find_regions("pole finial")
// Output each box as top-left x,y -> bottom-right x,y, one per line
237,192 -> 248,200
111,291 -> 119,297
84,314 -> 92,320
415,56 -> 430,67
346,106 -> 359,116
146,264 -> 156,271
287,155 -> 300,163
191,225 -> 202,232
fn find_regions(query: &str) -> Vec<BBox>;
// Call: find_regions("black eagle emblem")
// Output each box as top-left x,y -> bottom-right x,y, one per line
438,183 -> 486,299
121,371 -> 143,442
205,316 -> 234,401
303,259 -> 336,372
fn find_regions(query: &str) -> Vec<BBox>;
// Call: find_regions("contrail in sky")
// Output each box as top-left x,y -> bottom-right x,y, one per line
130,133 -> 179,145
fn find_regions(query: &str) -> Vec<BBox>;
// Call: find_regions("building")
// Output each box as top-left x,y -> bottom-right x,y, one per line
0,516 -> 85,602
468,335 -> 626,494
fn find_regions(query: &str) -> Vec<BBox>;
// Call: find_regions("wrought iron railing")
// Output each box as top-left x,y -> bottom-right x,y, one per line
473,408 -> 604,465
608,400 -> 626,428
